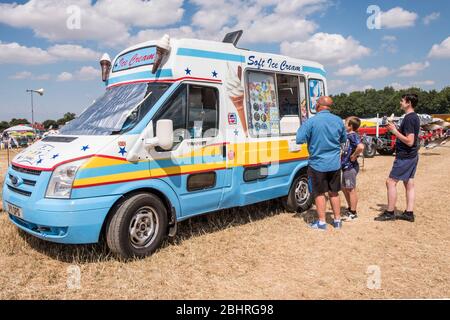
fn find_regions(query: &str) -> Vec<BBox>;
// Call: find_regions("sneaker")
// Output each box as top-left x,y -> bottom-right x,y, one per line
342,210 -> 358,221
309,221 -> 327,230
333,220 -> 342,229
396,211 -> 415,222
374,211 -> 396,221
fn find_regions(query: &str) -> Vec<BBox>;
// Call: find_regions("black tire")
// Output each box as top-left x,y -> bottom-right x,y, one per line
282,173 -> 313,213
363,142 -> 377,158
377,148 -> 395,156
106,193 -> 168,259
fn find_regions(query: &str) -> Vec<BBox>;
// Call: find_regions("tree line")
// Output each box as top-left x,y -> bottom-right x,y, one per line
0,112 -> 76,132
331,86 -> 450,118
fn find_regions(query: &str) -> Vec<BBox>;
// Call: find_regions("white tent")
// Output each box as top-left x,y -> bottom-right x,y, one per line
5,125 -> 34,132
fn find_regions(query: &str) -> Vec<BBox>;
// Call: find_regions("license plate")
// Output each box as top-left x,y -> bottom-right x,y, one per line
6,202 -> 23,219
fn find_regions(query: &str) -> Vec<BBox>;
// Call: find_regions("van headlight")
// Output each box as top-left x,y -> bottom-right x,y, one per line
45,159 -> 87,199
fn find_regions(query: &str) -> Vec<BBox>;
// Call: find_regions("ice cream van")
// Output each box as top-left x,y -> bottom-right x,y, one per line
3,31 -> 327,258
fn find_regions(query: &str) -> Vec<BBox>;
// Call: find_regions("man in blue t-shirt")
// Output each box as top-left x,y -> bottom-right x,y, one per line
296,96 -> 347,230
375,93 -> 421,223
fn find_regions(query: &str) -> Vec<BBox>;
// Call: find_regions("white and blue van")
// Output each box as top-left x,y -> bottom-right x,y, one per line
3,31 -> 327,258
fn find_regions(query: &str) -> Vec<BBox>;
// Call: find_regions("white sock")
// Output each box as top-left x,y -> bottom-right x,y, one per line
318,220 -> 326,226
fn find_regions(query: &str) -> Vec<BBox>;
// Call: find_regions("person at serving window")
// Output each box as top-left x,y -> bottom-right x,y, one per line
296,96 -> 347,230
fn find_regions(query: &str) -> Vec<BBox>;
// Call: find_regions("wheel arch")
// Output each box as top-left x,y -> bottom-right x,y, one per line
100,181 -> 181,241
288,161 -> 309,186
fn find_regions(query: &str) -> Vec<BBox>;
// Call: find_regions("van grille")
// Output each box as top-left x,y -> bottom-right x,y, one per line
7,185 -> 32,197
8,174 -> 36,187
11,165 -> 41,176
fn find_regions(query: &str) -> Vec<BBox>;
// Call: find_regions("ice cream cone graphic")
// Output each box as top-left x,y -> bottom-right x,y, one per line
226,63 -> 248,136
100,53 -> 111,82
152,34 -> 170,74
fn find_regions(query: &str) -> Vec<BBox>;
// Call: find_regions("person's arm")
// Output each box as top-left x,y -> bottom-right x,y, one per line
387,121 -> 415,147
350,134 -> 364,161
350,143 -> 365,161
340,124 -> 347,144
296,120 -> 311,144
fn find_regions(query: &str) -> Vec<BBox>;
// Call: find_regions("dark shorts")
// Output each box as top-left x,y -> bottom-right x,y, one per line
308,166 -> 341,197
389,156 -> 419,181
342,168 -> 358,189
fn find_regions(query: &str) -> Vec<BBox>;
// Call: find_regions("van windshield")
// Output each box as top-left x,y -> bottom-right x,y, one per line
59,82 -> 170,136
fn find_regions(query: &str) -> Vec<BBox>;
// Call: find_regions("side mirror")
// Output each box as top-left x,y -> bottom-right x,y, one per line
145,119 -> 173,150
156,119 -> 173,150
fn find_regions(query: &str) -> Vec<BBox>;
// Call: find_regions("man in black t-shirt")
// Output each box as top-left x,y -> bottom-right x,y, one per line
375,93 -> 420,223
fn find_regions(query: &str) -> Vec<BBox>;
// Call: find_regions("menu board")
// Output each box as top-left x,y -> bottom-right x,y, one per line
309,79 -> 325,114
247,72 -> 280,136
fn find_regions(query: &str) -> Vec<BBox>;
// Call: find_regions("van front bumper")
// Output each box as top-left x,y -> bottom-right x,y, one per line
2,185 -> 121,244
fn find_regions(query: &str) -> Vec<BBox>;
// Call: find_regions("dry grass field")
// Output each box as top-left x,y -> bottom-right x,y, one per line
0,145 -> 449,299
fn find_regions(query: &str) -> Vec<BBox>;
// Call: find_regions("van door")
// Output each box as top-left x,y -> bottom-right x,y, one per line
149,82 -> 227,217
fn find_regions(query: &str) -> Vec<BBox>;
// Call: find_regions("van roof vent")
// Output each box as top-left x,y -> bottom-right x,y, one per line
222,30 -> 243,47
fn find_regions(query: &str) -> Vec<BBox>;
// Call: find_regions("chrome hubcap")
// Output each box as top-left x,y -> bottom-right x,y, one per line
129,206 -> 159,248
294,179 -> 309,205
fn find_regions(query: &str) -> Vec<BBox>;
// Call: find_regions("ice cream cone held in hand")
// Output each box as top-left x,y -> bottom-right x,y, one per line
152,34 -> 170,74
226,63 -> 248,136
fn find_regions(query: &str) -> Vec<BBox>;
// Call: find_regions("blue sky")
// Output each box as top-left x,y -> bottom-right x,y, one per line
0,0 -> 449,122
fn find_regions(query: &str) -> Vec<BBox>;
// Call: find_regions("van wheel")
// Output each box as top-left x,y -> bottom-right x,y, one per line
106,193 -> 168,259
283,174 -> 313,213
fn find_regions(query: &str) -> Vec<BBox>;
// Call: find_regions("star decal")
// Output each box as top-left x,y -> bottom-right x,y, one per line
118,147 -> 127,156
36,158 -> 43,165
81,145 -> 89,151
212,70 -> 218,78
51,154 -> 59,159
185,67 -> 191,75
234,129 -> 239,136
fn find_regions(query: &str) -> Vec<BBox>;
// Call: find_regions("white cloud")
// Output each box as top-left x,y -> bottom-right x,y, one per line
389,82 -> 409,90
360,67 -> 393,80
381,35 -> 398,53
47,45 -> 101,61
345,84 -> 374,93
0,41 -> 101,65
335,61 -> 430,82
423,12 -> 440,25
280,33 -> 371,66
398,61 -> 430,77
57,72 -> 74,82
0,41 -> 56,65
412,80 -> 435,87
327,79 -> 348,94
94,0 -> 184,27
0,0 -> 185,46
389,80 -> 436,90
9,71 -> 33,80
57,66 -> 100,82
9,71 -> 51,80
75,66 -> 99,81
380,7 -> 418,29
129,26 -> 198,45
130,0 -> 327,46
428,37 -> 450,59
335,65 -> 363,76
382,35 -> 396,42
244,15 -> 317,43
